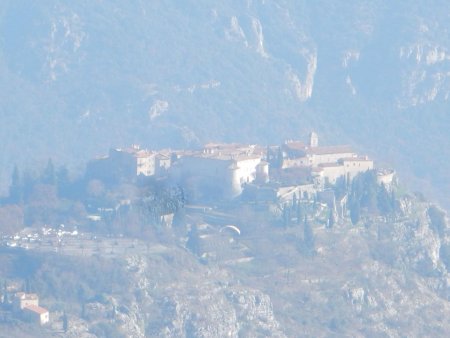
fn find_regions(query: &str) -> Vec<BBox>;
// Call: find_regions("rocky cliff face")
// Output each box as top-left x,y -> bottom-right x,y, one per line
2,1 -> 450,208
43,192 -> 449,337
115,253 -> 285,337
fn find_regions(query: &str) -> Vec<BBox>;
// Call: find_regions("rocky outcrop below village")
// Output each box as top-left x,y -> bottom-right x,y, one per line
53,249 -> 285,337
24,191 -> 446,337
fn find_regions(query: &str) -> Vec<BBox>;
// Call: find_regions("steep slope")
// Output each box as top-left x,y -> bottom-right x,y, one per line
1,192 -> 449,337
1,1 -> 450,206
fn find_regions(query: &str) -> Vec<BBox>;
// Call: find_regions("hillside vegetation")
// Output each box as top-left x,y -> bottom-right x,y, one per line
1,184 -> 449,336
1,1 -> 450,207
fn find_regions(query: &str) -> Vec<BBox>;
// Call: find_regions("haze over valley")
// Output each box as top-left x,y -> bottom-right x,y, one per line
1,1 -> 450,206
1,1 -> 450,337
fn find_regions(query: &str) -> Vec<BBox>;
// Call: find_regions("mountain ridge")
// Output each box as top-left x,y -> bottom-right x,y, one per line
1,1 -> 450,208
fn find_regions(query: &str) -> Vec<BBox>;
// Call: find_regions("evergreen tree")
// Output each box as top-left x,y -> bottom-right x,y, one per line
266,145 -> 271,162
360,171 -> 378,213
3,291 -> 9,305
390,190 -> 397,212
56,165 -> 71,198
350,199 -> 361,225
296,203 -> 302,225
20,171 -> 34,203
282,204 -> 290,227
377,184 -> 393,215
63,311 -> 69,332
328,210 -> 336,228
186,224 -> 201,256
8,165 -> 22,204
303,217 -> 315,255
350,173 -> 364,202
41,158 -> 56,185
334,176 -> 348,198
276,147 -> 284,168
172,208 -> 187,227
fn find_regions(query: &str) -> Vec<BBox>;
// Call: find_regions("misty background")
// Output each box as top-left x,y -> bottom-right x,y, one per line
1,0 -> 450,207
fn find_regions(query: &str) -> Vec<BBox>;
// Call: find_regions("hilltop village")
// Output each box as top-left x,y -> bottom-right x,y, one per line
0,131 -> 397,244
0,133 -> 403,334
86,132 -> 394,207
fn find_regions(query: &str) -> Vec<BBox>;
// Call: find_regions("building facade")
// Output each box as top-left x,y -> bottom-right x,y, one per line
23,305 -> 49,325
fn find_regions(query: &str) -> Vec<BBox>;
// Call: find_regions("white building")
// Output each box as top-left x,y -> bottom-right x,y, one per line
314,163 -> 347,186
340,157 -> 374,180
279,133 -> 373,188
23,304 -> 49,325
312,157 -> 374,187
307,146 -> 357,167
13,292 -> 39,311
13,292 -> 49,326
87,145 -> 172,182
175,144 -> 263,200
109,146 -> 170,177
282,142 -> 356,169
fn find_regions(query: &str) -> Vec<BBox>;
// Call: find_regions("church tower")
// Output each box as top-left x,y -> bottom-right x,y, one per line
309,131 -> 318,148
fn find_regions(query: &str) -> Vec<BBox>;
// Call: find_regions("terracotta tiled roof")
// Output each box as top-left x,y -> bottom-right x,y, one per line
283,141 -> 307,151
307,145 -> 353,155
134,151 -> 154,158
24,304 -> 48,315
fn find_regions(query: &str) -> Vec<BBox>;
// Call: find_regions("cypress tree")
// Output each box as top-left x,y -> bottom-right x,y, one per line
328,210 -> 336,228
8,165 -> 22,204
63,311 -> 69,332
296,203 -> 302,225
350,199 -> 361,225
303,216 -> 315,255
42,158 -> 56,185
377,184 -> 393,215
56,165 -> 70,198
186,224 -> 201,256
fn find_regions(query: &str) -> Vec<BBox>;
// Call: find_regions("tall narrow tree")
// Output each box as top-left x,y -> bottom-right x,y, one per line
8,165 -> 22,204
42,158 -> 56,185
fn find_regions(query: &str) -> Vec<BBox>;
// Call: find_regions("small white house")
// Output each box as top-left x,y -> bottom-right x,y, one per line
23,304 -> 49,325
13,292 -> 39,311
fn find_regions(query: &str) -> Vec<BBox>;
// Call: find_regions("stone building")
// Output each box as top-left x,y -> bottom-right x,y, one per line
13,292 -> 39,311
278,133 -> 373,188
23,304 -> 49,325
86,145 -> 172,183
13,292 -> 49,326
174,144 -> 264,200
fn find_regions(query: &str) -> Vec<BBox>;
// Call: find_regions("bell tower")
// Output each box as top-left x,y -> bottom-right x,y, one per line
309,131 -> 318,148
